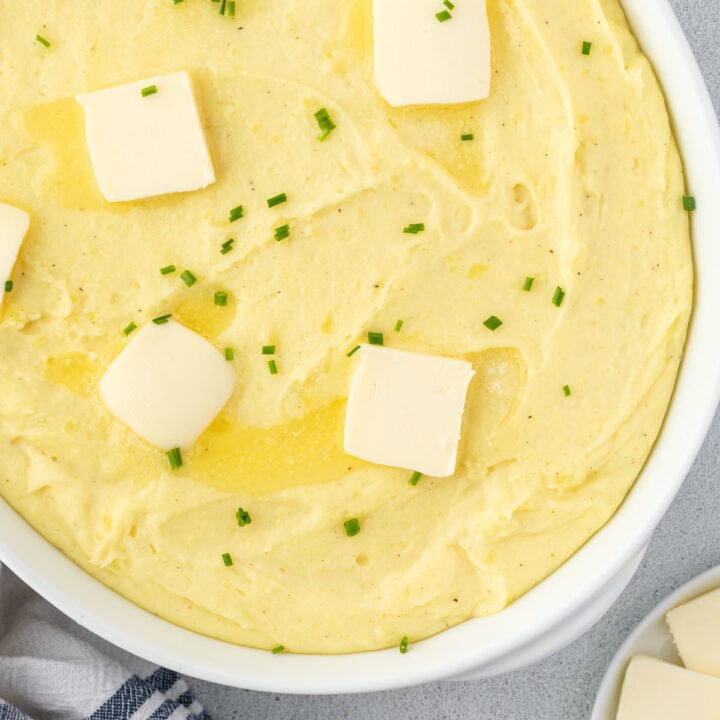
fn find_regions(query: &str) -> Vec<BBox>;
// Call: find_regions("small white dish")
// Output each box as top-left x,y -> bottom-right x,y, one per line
591,565 -> 720,720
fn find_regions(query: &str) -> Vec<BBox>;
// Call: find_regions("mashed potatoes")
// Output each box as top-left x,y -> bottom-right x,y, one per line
0,0 -> 692,652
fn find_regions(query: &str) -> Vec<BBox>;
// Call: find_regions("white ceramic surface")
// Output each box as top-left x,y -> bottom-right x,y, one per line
591,564 -> 720,720
1,0 -> 720,694
449,548 -> 648,682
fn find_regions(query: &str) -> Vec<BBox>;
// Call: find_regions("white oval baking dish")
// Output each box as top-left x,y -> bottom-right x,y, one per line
1,0 -> 719,694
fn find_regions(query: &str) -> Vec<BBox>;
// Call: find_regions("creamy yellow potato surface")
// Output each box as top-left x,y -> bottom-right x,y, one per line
0,0 -> 692,652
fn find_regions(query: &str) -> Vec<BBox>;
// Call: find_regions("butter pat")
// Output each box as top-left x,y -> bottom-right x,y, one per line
0,203 -> 30,308
616,656 -> 720,719
667,587 -> 720,677
100,320 -> 234,449
77,71 -> 215,202
344,344 -> 474,477
373,0 -> 491,106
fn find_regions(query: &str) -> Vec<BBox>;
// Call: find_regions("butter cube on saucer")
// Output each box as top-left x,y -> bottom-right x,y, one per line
667,586 -> 720,677
100,320 -> 234,450
77,71 -> 215,202
616,656 -> 720,719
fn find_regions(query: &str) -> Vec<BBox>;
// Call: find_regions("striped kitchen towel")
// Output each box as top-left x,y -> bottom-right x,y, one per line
0,565 -> 211,720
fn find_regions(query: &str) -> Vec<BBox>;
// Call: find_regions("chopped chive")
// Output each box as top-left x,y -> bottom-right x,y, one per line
235,507 -> 252,527
267,192 -> 288,208
461,133 -> 474,141
229,205 -> 244,222
268,359 -> 278,375
522,276 -> 535,292
262,345 -> 276,355
368,331 -> 384,346
563,384 -> 571,397
581,41 -> 592,55
160,265 -> 176,275
4,280 -> 13,293
400,636 -> 409,654
483,315 -> 503,331
214,291 -> 228,306
228,1 -> 236,16
436,9 -> 452,21
35,34 -> 51,48
394,320 -> 404,333
272,645 -> 285,654
344,518 -> 361,537
141,85 -> 158,98
153,313 -> 172,324
220,238 -> 235,255
225,347 -> 234,361
314,107 -> 337,141
173,0 -> 183,4
403,223 -> 425,234
314,108 -> 333,126
408,471 -> 422,486
222,552 -> 234,567
683,195 -> 696,212
167,447 -> 183,470
123,322 -> 137,336
219,0 -> 227,14
274,224 -> 290,241
180,270 -> 198,287
180,270 -> 197,287
552,287 -> 566,307
443,0 -> 455,8
347,345 -> 361,357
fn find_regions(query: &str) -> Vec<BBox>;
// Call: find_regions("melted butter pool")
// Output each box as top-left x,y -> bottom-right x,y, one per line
190,399 -> 364,495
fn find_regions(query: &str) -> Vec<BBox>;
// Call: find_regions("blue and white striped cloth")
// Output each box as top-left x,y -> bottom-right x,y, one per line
0,566 -> 211,720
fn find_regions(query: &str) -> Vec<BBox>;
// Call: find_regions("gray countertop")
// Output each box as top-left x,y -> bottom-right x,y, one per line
185,1 -> 720,717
